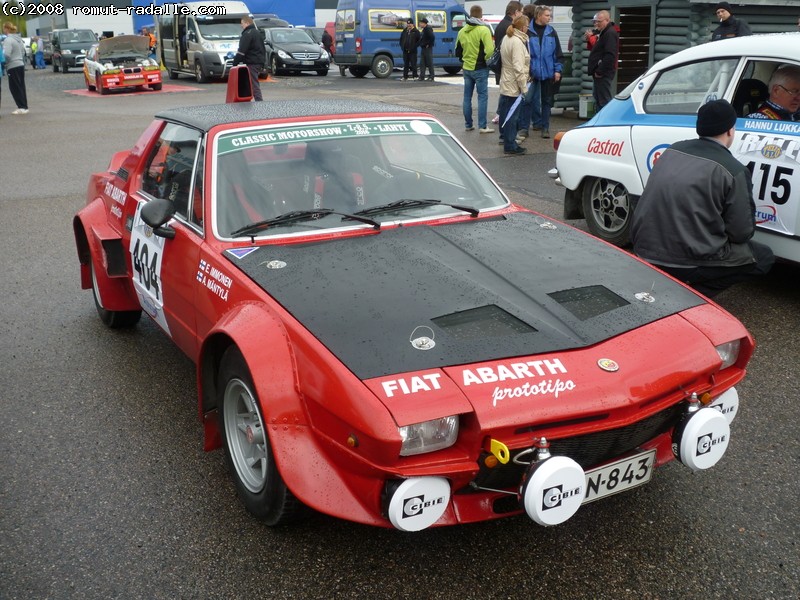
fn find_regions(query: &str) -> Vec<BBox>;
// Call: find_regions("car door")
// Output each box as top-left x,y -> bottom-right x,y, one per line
133,122 -> 204,359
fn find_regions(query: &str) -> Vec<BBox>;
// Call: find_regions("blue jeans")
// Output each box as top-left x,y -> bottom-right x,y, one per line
462,67 -> 490,129
498,94 -> 522,152
35,51 -> 45,69
519,79 -> 552,131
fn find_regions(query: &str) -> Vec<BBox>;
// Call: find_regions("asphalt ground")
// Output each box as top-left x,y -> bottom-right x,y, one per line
1,66 -> 798,600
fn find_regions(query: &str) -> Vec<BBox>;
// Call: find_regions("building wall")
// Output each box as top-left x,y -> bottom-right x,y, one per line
558,0 -> 799,109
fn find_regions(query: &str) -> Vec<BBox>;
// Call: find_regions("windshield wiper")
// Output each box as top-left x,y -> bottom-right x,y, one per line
230,209 -> 380,238
348,199 -> 479,219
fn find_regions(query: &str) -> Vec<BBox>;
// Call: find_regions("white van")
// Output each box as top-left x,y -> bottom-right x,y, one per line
157,1 -> 251,82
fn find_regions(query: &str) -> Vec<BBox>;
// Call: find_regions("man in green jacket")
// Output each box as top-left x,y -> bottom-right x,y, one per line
456,5 -> 495,132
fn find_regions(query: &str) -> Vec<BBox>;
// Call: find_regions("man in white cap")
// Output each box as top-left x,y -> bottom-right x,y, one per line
631,99 -> 773,297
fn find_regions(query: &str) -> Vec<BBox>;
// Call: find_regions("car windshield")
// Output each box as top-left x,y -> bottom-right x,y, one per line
197,20 -> 243,39
272,29 -> 314,44
213,118 -> 509,239
66,31 -> 96,43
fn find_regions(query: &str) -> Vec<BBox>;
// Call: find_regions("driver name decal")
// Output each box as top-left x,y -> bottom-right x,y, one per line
461,359 -> 576,407
196,259 -> 233,302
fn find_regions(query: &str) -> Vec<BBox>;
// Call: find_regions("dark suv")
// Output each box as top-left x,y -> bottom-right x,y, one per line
51,29 -> 97,73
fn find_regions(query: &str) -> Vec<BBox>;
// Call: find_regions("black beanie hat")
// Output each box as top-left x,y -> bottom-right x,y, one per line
715,2 -> 732,12
696,100 -> 737,137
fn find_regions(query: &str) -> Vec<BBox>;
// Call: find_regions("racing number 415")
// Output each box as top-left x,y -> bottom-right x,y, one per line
132,238 -> 161,300
746,162 -> 793,205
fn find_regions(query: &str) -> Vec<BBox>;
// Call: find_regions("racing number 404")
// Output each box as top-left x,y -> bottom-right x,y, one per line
132,238 -> 161,300
746,162 -> 793,205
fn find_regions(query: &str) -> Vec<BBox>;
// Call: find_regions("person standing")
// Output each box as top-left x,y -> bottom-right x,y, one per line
400,19 -> 420,81
33,36 -> 45,69
631,100 -> 774,297
2,22 -> 28,115
587,10 -> 618,112
521,5 -> 562,139
456,5 -> 494,132
321,28 -> 334,58
233,16 -> 267,101
418,18 -> 435,81
498,15 -> 530,155
711,2 -> 751,41
491,1 -> 523,123
0,34 -> 5,115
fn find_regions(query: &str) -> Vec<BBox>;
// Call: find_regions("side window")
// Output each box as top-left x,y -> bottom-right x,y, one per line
141,123 -> 203,225
644,58 -> 739,114
732,60 -> 783,118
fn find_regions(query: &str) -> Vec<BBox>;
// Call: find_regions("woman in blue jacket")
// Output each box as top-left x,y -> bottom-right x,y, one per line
519,5 -> 562,139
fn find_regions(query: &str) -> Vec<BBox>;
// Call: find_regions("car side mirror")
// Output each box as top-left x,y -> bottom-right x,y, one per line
141,198 -> 177,239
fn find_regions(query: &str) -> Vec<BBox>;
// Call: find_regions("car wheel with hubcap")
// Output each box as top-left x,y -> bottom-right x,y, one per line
370,55 -> 393,78
270,55 -> 279,76
218,347 -> 302,526
581,177 -> 633,246
90,261 -> 141,328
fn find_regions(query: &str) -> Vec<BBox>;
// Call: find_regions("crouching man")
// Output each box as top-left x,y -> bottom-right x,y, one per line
631,99 -> 774,297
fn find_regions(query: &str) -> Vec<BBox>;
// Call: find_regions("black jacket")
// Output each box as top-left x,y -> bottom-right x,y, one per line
587,24 -> 618,78
494,15 -> 513,49
234,23 -> 267,66
632,138 -> 756,268
711,16 -> 752,41
419,25 -> 435,48
400,27 -> 420,52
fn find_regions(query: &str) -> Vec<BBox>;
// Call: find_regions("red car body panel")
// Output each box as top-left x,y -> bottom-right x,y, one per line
74,100 -> 754,529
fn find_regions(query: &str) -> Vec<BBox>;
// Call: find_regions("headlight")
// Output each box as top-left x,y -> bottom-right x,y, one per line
277,49 -> 290,59
399,416 -> 458,456
320,49 -> 329,59
716,339 -> 741,369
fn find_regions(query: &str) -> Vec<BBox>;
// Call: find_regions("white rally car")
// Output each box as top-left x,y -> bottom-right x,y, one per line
552,33 -> 800,263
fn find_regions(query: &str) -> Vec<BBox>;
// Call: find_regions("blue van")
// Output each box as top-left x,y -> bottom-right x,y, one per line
334,0 -> 467,78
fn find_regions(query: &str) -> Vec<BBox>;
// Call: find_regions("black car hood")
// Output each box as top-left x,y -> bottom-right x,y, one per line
276,42 -> 322,53
228,212 -> 704,380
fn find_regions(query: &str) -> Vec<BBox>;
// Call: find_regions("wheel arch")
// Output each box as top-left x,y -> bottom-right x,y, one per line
73,200 -> 139,312
198,304 -> 389,526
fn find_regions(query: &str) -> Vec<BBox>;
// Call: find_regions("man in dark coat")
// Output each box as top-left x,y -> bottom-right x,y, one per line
233,16 -> 267,101
587,10 -> 618,111
631,100 -> 774,297
400,19 -> 420,80
418,18 -> 435,81
711,2 -> 752,41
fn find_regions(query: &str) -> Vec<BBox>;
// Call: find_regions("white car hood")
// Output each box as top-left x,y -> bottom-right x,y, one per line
98,35 -> 150,59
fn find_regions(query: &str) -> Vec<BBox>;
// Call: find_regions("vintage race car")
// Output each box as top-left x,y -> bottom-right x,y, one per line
83,35 -> 163,95
552,33 -> 800,264
74,89 -> 751,530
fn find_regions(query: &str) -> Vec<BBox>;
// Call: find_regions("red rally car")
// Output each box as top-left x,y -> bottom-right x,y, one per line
74,99 -> 750,531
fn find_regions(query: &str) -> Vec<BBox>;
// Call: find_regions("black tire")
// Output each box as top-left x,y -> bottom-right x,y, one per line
90,261 -> 141,328
150,82 -> 163,91
349,66 -> 369,78
370,55 -> 393,78
195,61 -> 208,83
168,68 -> 179,80
316,67 -> 329,76
581,177 -> 633,246
85,73 -> 94,91
218,347 -> 303,526
443,66 -> 462,75
270,55 -> 279,76
61,59 -> 69,73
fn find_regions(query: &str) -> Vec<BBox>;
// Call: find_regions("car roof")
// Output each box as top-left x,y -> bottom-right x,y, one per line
652,32 -> 800,72
155,100 -> 422,132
